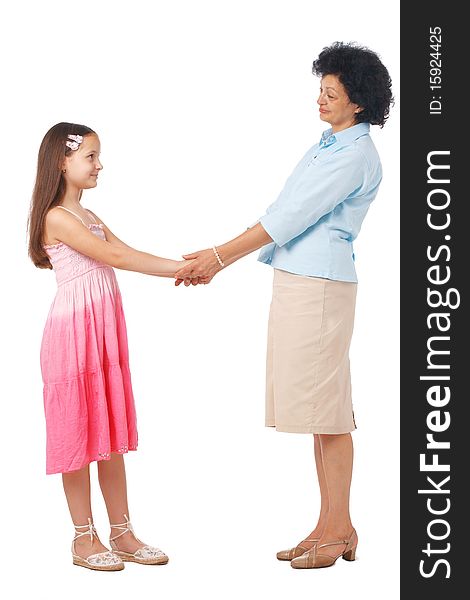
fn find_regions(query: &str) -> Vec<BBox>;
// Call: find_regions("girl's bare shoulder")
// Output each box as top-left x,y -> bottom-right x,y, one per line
85,208 -> 104,225
43,207 -> 68,245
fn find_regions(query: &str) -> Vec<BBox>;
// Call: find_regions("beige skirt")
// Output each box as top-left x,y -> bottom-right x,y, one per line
265,268 -> 358,434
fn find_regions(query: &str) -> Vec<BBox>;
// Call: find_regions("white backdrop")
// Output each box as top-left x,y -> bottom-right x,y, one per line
1,1 -> 399,598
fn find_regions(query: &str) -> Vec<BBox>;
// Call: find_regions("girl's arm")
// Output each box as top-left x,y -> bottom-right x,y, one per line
86,209 -> 132,250
85,209 -> 162,276
46,208 -> 190,277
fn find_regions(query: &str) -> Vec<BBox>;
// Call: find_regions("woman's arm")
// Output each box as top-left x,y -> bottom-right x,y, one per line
215,222 -> 273,265
46,208 -> 191,277
174,222 -> 273,285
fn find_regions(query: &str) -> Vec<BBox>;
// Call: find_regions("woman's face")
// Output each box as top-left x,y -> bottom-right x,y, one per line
62,134 -> 103,190
317,74 -> 362,133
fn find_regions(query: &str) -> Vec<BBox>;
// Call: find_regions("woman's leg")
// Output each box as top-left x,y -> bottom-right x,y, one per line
62,465 -> 109,557
97,452 -> 148,553
298,434 -> 329,549
316,432 -> 355,558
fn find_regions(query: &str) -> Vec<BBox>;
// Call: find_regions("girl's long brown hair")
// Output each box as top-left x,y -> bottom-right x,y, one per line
27,122 -> 96,269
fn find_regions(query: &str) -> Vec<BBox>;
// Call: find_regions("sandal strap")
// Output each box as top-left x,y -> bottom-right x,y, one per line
297,538 -> 319,550
317,529 -> 356,550
73,517 -> 96,543
109,514 -> 143,543
317,539 -> 349,549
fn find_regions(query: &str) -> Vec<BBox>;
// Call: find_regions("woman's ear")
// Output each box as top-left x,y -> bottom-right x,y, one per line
355,106 -> 364,114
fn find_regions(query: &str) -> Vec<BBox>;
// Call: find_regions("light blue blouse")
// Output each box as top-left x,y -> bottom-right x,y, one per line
252,122 -> 382,282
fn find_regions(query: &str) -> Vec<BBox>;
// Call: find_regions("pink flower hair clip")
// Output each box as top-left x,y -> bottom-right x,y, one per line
65,134 -> 83,151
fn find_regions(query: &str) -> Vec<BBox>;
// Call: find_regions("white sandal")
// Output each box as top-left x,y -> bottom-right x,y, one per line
72,518 -> 124,571
109,514 -> 168,565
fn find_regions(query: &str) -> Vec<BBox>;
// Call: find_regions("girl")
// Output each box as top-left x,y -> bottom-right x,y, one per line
28,122 -> 194,571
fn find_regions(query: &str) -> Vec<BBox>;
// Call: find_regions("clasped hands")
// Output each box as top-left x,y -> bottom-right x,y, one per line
174,247 -> 224,287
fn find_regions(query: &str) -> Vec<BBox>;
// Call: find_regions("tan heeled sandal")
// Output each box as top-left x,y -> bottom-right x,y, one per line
276,537 -> 320,561
290,529 -> 358,569
109,514 -> 169,565
72,518 -> 124,571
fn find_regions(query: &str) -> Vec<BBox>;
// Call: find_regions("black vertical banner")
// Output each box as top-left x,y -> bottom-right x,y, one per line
401,3 -> 465,597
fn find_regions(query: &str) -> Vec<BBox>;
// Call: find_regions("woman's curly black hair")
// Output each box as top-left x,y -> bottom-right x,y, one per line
312,42 -> 393,127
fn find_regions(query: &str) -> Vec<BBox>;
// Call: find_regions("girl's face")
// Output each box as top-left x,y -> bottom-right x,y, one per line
62,134 -> 103,189
317,74 -> 363,133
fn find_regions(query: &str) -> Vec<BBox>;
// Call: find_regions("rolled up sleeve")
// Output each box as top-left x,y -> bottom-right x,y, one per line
258,147 -> 368,247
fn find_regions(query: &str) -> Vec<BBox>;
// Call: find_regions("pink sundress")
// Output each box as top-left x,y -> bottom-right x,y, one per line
40,206 -> 138,474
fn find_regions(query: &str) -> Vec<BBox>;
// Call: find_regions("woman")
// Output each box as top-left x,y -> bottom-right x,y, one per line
175,42 -> 393,569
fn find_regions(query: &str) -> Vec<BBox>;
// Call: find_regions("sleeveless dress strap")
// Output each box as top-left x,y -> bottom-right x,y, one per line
56,205 -> 87,226
85,208 -> 98,224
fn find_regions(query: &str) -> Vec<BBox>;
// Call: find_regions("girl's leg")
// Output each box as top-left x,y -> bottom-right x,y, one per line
316,432 -> 355,558
62,465 -> 109,557
97,452 -> 148,553
297,433 -> 329,549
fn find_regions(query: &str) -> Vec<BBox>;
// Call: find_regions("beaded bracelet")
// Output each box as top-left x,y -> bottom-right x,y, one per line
212,246 -> 225,267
